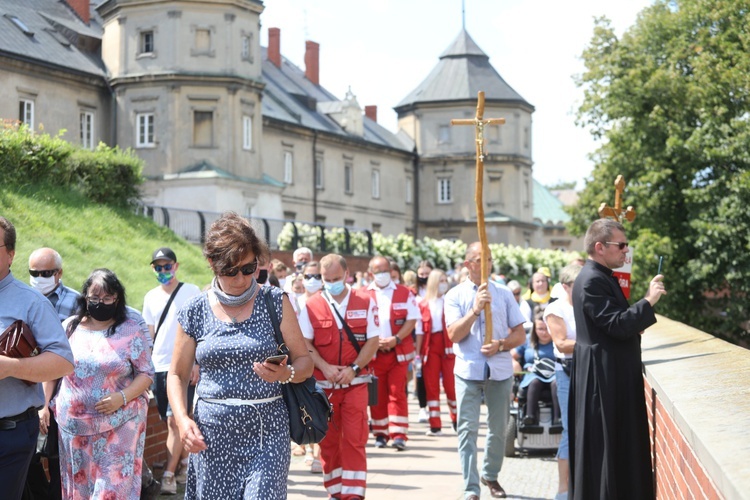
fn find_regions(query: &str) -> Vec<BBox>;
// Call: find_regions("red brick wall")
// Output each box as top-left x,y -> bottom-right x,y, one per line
644,378 -> 723,499
144,397 -> 168,468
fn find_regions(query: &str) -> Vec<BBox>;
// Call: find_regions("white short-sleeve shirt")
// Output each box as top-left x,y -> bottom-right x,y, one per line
366,281 -> 420,338
298,287 -> 379,340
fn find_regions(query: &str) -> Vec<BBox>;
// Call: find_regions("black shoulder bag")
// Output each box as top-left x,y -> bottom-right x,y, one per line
324,293 -> 379,406
262,288 -> 332,445
153,282 -> 184,343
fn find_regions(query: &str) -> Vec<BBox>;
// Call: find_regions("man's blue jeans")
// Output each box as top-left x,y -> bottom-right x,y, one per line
455,374 -> 512,498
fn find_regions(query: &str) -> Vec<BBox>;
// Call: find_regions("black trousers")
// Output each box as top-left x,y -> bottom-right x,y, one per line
0,412 -> 39,500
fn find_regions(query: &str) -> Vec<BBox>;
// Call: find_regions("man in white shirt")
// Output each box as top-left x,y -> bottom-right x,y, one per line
365,256 -> 420,451
298,254 -> 379,500
142,247 -> 201,494
444,242 -> 526,500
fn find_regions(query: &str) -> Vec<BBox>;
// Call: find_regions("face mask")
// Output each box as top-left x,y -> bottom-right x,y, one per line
373,272 -> 391,288
438,283 -> 449,295
324,279 -> 346,296
294,292 -> 305,299
295,262 -> 306,272
30,275 -> 57,295
257,269 -> 268,285
417,276 -> 428,287
154,271 -> 174,285
304,278 -> 322,293
278,278 -> 286,288
88,301 -> 117,322
393,278 -> 400,285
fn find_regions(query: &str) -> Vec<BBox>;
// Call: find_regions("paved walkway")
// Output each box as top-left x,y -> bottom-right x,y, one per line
169,396 -> 560,499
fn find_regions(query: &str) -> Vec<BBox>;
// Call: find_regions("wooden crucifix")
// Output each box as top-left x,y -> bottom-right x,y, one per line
598,175 -> 637,222
451,91 -> 505,345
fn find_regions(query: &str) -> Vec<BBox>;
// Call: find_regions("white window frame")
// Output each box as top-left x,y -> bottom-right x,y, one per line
344,164 -> 353,194
283,151 -> 294,184
438,125 -> 451,144
315,158 -> 324,190
371,169 -> 380,199
19,99 -> 34,129
241,35 -> 251,60
136,112 -> 155,148
140,30 -> 154,55
438,177 -> 452,204
80,111 -> 94,150
405,177 -> 413,204
242,115 -> 252,150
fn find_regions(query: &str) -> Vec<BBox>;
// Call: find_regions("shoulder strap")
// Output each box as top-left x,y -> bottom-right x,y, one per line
323,291 -> 361,354
154,282 -> 184,342
262,287 -> 285,349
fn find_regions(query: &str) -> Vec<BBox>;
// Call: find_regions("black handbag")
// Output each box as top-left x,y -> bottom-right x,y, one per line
262,288 -> 332,445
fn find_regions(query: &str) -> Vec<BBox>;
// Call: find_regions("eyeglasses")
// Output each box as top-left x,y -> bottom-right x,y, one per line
87,296 -> 116,305
29,269 -> 58,278
512,290 -> 521,296
221,259 -> 258,277
153,263 -> 174,273
604,241 -> 629,250
304,274 -> 322,280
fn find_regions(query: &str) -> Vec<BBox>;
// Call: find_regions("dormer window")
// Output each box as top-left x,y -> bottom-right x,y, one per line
6,15 -> 34,36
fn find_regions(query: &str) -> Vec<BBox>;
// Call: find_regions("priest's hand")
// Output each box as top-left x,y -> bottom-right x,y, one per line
645,275 -> 667,307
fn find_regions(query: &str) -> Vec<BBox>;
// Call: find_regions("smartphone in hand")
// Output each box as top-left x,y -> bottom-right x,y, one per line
265,354 -> 288,365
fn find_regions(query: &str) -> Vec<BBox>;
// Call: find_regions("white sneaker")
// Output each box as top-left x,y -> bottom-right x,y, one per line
174,465 -> 187,485
160,473 -> 176,495
425,429 -> 443,436
418,408 -> 429,423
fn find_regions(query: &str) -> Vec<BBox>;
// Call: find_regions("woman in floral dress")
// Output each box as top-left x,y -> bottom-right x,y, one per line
48,268 -> 154,499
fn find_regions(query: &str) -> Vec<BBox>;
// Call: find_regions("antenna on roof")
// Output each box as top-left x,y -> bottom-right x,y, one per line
462,0 -> 466,30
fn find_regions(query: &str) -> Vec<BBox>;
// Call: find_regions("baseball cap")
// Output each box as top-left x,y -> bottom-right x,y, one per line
151,247 -> 177,264
537,266 -> 552,278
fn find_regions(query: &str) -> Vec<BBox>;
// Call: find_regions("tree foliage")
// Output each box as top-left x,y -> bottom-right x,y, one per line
572,0 -> 750,342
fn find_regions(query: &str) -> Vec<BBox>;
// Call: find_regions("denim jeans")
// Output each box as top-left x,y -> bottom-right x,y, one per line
455,374 -> 512,498
556,368 -> 571,460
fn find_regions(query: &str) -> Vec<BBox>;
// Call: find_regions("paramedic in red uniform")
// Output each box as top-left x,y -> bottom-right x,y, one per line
366,256 -> 420,451
298,254 -> 380,500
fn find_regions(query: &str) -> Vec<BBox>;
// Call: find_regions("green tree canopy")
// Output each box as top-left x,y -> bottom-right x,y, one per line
572,0 -> 750,342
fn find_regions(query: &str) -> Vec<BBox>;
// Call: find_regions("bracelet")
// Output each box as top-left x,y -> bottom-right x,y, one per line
279,365 -> 295,384
119,390 -> 127,406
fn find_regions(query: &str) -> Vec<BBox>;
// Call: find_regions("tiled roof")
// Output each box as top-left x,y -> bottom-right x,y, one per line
395,29 -> 532,112
0,0 -> 106,77
533,179 -> 570,225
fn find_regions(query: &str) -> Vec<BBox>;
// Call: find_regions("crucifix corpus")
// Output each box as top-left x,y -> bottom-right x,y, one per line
451,91 -> 505,345
599,175 -> 637,222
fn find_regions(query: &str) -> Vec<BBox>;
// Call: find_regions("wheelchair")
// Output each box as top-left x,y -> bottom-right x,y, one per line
504,373 -> 562,457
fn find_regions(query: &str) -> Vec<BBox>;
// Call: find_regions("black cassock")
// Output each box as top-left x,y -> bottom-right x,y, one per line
569,260 -> 656,500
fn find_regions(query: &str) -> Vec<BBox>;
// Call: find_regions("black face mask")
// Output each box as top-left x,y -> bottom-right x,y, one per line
295,262 -> 306,272
417,276 -> 428,287
257,269 -> 268,285
88,302 -> 117,322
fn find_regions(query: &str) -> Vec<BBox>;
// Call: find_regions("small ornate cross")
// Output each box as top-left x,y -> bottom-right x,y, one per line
598,175 -> 637,222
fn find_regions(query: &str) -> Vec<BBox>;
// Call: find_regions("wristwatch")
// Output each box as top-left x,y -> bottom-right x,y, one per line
350,363 -> 361,376
395,336 -> 402,345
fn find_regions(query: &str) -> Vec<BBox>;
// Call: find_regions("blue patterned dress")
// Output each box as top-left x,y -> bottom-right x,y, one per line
177,287 -> 290,500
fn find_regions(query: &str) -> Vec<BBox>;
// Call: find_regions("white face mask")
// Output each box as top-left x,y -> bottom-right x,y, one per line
304,278 -> 323,293
373,272 -> 391,288
30,275 -> 57,295
393,278 -> 400,285
278,278 -> 287,288
438,283 -> 449,295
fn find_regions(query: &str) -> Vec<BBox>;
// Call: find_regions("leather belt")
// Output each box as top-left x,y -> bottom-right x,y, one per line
0,407 -> 38,431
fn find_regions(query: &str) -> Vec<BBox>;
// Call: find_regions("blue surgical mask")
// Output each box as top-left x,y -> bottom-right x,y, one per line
155,271 -> 174,285
324,279 -> 346,296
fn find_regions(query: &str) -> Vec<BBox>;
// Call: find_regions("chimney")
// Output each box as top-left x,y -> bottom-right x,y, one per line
65,0 -> 90,24
365,105 -> 377,123
268,28 -> 281,68
305,40 -> 320,85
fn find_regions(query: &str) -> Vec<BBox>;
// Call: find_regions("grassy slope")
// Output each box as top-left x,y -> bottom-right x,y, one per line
1,186 -> 214,311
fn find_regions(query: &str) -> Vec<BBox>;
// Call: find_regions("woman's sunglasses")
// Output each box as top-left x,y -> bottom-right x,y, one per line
153,263 -> 174,273
304,274 -> 322,280
221,259 -> 259,277
29,269 -> 58,278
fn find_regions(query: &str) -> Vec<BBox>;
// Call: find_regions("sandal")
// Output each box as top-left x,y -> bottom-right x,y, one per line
304,449 -> 314,466
292,444 -> 306,457
310,458 -> 322,474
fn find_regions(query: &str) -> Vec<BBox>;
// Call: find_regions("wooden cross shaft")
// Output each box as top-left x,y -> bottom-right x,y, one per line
451,91 -> 505,345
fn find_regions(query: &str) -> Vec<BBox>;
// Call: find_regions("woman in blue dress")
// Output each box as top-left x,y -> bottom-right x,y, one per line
513,314 -> 560,426
167,212 -> 313,499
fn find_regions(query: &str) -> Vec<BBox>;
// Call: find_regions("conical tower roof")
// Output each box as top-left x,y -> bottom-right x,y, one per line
395,29 -> 532,113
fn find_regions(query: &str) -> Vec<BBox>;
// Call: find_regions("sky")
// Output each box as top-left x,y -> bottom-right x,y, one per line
260,0 -> 655,190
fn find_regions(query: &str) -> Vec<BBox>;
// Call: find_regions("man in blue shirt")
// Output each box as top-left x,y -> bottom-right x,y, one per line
445,242 -> 526,500
28,247 -> 80,321
0,217 -> 75,500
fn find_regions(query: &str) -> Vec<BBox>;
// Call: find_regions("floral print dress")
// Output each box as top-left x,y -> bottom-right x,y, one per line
52,319 -> 154,500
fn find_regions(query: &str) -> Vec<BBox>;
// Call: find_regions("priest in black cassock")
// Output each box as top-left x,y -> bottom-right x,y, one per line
569,218 -> 667,500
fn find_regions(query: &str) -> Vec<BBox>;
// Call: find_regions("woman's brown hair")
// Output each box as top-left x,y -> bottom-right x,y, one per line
203,212 -> 270,274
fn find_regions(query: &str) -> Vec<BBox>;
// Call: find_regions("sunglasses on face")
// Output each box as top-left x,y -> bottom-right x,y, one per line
304,274 -> 322,280
220,259 -> 259,277
153,263 -> 174,273
604,241 -> 629,250
29,269 -> 58,278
